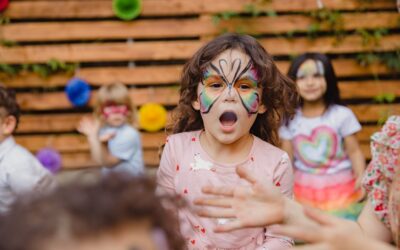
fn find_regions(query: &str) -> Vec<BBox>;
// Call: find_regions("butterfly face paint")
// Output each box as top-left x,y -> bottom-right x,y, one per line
199,56 -> 261,114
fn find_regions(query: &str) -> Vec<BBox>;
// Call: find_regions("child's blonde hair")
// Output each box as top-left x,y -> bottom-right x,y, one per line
94,83 -> 136,124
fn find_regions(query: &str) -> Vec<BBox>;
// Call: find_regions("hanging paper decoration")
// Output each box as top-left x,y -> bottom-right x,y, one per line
112,0 -> 142,21
0,0 -> 9,12
139,103 -> 167,132
36,148 -> 62,174
65,77 -> 91,107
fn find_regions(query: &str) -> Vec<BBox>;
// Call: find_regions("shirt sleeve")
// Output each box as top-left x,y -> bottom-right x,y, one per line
108,128 -> 141,161
156,136 -> 177,195
279,125 -> 293,140
339,107 -> 362,137
7,154 -> 56,196
261,153 -> 294,249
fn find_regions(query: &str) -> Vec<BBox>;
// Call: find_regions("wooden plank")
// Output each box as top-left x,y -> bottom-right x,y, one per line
1,35 -> 399,64
60,148 -> 161,169
15,132 -> 167,152
1,59 -> 394,89
16,104 -> 391,133
3,12 -> 399,42
15,82 -> 400,112
4,0 -> 395,19
339,81 -> 400,99
0,65 -> 183,88
0,40 -> 201,64
360,143 -> 371,160
350,104 -> 400,123
356,125 -> 380,143
15,123 -> 376,153
16,86 -> 180,110
18,112 -> 173,133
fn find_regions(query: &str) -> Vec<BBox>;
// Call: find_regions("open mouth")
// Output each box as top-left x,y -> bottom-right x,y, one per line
219,111 -> 238,126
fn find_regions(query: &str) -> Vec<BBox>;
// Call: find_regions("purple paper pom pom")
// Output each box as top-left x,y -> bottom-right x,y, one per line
36,148 -> 62,174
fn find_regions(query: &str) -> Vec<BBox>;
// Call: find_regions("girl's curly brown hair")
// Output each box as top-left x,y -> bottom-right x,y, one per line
172,33 -> 299,146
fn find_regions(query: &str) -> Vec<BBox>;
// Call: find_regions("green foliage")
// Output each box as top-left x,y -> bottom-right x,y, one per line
307,8 -> 344,41
0,16 -> 10,25
356,53 -> 380,67
357,50 -> 400,73
356,28 -> 388,46
380,50 -> 400,72
244,4 -> 262,17
0,60 -> 79,78
0,64 -> 20,76
0,40 -> 17,47
374,93 -> 396,103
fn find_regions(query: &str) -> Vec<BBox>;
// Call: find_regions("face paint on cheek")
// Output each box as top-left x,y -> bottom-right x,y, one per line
240,91 -> 260,115
198,69 -> 223,114
237,64 -> 260,115
199,91 -> 215,113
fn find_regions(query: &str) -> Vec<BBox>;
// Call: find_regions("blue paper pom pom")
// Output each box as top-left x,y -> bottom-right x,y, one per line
65,78 -> 91,107
36,148 -> 62,174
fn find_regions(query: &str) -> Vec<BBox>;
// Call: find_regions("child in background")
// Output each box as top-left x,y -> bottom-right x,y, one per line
0,174 -> 185,250
0,85 -> 55,213
279,53 -> 365,220
195,115 -> 400,249
78,83 -> 144,176
157,33 -> 298,249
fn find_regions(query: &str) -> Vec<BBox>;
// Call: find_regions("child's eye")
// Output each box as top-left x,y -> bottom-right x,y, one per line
297,75 -> 305,80
239,84 -> 251,90
209,83 -> 223,89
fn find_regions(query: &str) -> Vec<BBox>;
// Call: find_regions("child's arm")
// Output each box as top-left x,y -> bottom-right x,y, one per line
77,117 -> 120,167
272,206 -> 395,250
357,199 -> 393,243
343,134 -> 366,188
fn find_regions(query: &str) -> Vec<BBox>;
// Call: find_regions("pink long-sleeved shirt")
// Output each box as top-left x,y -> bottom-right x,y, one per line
157,130 -> 294,249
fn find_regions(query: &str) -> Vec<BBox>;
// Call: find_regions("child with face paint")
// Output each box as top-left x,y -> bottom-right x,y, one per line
279,53 -> 366,220
156,33 -> 299,249
77,83 -> 144,176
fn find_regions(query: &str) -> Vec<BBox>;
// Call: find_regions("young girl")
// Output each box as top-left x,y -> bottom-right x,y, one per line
279,53 -> 366,220
156,33 -> 298,249
77,83 -> 144,176
195,115 -> 400,249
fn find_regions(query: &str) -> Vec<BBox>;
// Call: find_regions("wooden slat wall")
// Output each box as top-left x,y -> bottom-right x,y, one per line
1,0 -> 399,170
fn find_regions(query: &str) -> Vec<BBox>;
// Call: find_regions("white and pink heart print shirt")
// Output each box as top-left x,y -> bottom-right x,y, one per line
279,105 -> 361,175
157,130 -> 294,249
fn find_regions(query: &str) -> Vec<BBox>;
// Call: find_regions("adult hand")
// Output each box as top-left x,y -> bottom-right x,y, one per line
194,165 -> 286,232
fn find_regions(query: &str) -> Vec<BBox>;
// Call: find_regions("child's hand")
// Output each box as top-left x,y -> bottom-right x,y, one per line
99,132 -> 115,143
194,165 -> 286,232
77,117 -> 100,138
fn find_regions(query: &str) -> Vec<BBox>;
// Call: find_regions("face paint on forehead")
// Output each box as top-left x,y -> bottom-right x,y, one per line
210,59 -> 253,88
296,59 -> 325,78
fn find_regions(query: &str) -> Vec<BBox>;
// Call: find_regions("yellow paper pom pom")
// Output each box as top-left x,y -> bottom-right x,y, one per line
138,103 -> 167,132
